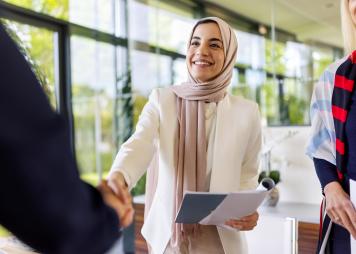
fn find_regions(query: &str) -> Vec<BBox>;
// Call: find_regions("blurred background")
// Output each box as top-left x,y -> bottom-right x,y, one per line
0,0 -> 343,253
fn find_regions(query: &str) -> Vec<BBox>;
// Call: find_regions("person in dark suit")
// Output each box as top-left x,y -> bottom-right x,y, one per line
0,22 -> 134,254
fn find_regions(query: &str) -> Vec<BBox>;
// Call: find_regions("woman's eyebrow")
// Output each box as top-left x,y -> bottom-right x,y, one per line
191,36 -> 222,43
210,38 -> 223,43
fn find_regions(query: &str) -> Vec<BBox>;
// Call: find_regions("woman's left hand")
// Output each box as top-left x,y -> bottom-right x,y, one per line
225,211 -> 259,231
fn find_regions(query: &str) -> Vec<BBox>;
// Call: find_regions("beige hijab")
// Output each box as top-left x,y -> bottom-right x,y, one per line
169,16 -> 238,246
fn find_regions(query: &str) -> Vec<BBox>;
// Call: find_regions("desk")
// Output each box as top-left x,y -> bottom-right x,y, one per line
257,202 -> 319,254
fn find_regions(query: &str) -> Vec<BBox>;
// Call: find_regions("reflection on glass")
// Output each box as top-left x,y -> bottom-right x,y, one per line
230,68 -> 259,101
4,0 -> 69,20
284,41 -> 312,79
4,0 -> 117,34
69,0 -> 114,34
131,50 -> 172,98
173,58 -> 187,84
236,30 -> 265,69
3,20 -> 58,109
129,0 -> 195,54
265,39 -> 287,75
260,79 -> 279,125
312,47 -> 334,80
71,36 -> 116,185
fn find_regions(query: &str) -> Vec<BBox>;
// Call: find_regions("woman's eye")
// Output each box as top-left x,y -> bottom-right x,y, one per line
191,41 -> 199,46
210,43 -> 221,48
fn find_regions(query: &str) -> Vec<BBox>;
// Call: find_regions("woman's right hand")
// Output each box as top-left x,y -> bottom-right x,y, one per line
324,181 -> 356,239
108,171 -> 128,196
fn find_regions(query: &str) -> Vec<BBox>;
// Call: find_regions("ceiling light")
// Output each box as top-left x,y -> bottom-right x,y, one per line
258,24 -> 267,35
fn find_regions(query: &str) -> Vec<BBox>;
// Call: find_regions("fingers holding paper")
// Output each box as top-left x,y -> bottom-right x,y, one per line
225,211 -> 259,231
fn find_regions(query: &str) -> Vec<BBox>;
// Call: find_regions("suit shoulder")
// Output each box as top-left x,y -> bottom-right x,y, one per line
149,87 -> 175,106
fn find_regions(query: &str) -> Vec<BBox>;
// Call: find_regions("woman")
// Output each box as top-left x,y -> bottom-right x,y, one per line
307,0 -> 356,252
108,17 -> 261,254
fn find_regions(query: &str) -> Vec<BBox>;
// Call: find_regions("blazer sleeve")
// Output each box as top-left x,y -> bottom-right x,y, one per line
109,89 -> 160,189
0,23 -> 120,254
239,103 -> 261,190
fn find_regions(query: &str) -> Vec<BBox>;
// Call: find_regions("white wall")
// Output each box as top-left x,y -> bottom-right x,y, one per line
263,126 -> 322,205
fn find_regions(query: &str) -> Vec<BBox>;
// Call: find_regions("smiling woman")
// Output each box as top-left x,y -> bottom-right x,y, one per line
107,17 -> 261,254
186,22 -> 225,83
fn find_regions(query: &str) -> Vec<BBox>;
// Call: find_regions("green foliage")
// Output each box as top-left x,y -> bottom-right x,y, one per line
0,226 -> 10,237
313,55 -> 333,79
260,80 -> 279,125
265,40 -> 287,75
287,94 -> 308,125
4,0 -> 69,20
131,174 -> 147,196
2,20 -> 56,108
133,95 -> 149,126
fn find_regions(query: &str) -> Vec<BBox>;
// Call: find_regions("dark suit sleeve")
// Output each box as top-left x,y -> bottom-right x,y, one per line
0,23 -> 120,254
313,157 -> 339,191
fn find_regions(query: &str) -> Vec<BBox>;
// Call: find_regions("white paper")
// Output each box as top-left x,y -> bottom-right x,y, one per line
350,179 -> 356,253
199,178 -> 274,226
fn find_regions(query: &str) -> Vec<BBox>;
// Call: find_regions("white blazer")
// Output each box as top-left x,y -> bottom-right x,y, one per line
110,87 -> 262,254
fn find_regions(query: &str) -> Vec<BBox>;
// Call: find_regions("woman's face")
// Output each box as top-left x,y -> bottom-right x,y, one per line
349,0 -> 356,25
186,22 -> 225,83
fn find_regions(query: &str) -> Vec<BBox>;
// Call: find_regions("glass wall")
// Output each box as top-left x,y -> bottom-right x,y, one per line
71,36 -> 117,183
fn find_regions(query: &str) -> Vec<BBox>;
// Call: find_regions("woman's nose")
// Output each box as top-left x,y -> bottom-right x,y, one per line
196,44 -> 209,56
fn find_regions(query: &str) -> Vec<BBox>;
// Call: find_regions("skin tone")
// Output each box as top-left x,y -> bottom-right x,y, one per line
98,179 -> 134,228
186,22 -> 225,83
324,182 -> 356,238
322,0 -> 356,239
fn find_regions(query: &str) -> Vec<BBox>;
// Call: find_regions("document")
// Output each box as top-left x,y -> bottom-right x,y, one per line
175,178 -> 275,226
350,179 -> 356,253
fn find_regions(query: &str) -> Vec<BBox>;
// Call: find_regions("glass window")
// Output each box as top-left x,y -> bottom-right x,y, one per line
312,47 -> 334,80
69,0 -> 115,34
284,41 -> 312,79
4,0 -> 69,20
131,50 -> 172,98
284,78 -> 310,125
259,78 -> 280,125
128,0 -> 195,54
71,36 -> 116,185
173,58 -> 187,84
4,0 -> 117,34
3,20 -> 58,109
235,30 -> 265,69
265,39 -> 287,75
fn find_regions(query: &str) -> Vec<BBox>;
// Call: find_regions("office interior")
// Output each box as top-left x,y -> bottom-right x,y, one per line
0,0 -> 343,253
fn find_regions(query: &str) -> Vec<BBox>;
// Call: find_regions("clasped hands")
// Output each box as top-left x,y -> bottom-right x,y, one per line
97,173 -> 134,229
324,181 -> 356,239
103,171 -> 259,231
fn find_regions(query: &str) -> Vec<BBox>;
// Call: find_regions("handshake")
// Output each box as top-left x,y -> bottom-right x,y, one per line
97,172 -> 134,228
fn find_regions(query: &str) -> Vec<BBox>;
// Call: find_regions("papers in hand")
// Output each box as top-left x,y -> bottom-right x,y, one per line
175,178 -> 275,226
